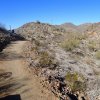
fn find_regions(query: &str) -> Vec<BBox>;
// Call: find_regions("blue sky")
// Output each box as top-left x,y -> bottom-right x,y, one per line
0,0 -> 100,29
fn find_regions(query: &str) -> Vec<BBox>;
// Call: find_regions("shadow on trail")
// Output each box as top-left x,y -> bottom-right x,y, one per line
0,94 -> 21,100
0,52 -> 24,61
0,70 -> 30,99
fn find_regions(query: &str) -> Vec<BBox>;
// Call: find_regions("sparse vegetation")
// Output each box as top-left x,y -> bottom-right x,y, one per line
95,51 -> 100,59
77,34 -> 87,40
16,22 -> 100,99
72,81 -> 86,92
66,72 -> 86,92
39,51 -> 52,67
38,51 -> 58,69
60,32 -> 86,51
32,50 -> 57,69
62,38 -> 80,51
66,72 -> 78,83
88,41 -> 97,51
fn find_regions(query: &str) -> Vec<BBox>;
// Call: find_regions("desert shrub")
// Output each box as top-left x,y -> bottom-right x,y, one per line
66,72 -> 78,83
62,38 -> 80,51
72,81 -> 86,92
30,44 -> 58,69
77,35 -> 87,40
95,51 -> 100,59
66,72 -> 86,92
88,41 -> 97,51
38,51 -> 56,69
66,32 -> 87,40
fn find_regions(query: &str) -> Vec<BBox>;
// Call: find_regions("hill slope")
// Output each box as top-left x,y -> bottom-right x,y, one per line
16,22 -> 100,100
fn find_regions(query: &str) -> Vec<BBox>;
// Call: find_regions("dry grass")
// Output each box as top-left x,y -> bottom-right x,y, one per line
61,38 -> 80,51
61,32 -> 86,51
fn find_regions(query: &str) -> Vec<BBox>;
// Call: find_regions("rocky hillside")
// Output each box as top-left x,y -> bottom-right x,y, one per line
0,27 -> 24,52
0,27 -> 12,51
16,21 -> 100,100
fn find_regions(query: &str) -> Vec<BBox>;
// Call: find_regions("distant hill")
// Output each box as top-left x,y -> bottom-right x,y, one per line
77,23 -> 92,33
15,21 -> 100,45
58,22 -> 79,34
85,22 -> 100,37
16,22 -> 65,41
60,22 -> 77,28
16,21 -> 100,40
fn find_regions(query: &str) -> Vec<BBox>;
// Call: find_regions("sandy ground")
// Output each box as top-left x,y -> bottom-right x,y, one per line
0,41 -> 58,100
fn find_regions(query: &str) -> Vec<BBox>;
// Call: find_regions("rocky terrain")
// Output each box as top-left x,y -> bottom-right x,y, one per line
15,21 -> 100,100
0,27 -> 11,51
0,27 -> 24,52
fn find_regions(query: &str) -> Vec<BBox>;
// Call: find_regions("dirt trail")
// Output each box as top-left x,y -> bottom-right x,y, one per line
0,41 -> 57,100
